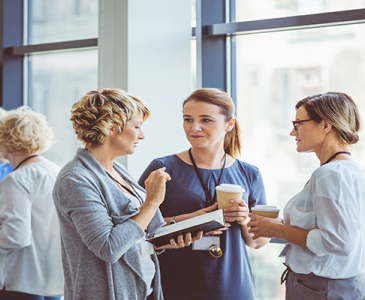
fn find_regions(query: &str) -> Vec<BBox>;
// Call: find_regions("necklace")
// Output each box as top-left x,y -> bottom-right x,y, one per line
321,151 -> 351,166
105,168 -> 144,205
304,151 -> 351,187
13,155 -> 39,171
188,148 -> 226,207
188,148 -> 226,259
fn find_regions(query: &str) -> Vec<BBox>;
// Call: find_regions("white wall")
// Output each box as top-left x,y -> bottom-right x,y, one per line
99,0 -> 192,179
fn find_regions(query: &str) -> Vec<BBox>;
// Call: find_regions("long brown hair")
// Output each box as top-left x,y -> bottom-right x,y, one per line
183,88 -> 242,158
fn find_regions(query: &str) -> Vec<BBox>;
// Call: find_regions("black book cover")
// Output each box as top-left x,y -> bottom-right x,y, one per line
147,209 -> 225,247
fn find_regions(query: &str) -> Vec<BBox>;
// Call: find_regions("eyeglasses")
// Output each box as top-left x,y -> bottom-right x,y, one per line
292,119 -> 313,131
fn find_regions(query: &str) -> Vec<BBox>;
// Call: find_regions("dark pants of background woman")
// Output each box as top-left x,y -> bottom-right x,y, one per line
0,290 -> 61,300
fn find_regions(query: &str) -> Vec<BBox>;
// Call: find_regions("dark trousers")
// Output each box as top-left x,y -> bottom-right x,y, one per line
0,290 -> 61,300
285,270 -> 365,300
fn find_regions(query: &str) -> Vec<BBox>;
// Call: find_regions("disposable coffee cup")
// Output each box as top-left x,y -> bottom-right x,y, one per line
215,184 -> 245,210
251,205 -> 280,218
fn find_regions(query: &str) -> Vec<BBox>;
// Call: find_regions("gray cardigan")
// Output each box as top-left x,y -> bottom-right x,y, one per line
53,148 -> 165,300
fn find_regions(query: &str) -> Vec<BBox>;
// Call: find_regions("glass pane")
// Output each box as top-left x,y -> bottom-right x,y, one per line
236,0 -> 365,22
191,0 -> 196,27
191,39 -> 197,90
29,49 -> 98,167
248,244 -> 286,300
236,23 -> 365,299
28,0 -> 98,44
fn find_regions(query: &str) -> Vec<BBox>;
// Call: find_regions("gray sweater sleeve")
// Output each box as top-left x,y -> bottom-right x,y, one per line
55,172 -> 145,264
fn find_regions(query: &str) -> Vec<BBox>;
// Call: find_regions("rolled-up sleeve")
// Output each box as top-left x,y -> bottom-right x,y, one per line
306,229 -> 330,256
306,169 -> 361,257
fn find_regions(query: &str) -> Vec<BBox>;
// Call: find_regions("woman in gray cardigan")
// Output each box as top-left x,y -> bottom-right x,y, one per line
53,89 -> 201,300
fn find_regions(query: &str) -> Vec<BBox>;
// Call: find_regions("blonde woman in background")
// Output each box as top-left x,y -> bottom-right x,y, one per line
0,108 -> 12,181
0,107 -> 63,300
248,92 -> 365,300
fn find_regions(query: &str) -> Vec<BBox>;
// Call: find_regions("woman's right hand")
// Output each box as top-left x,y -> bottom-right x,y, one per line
155,231 -> 204,250
144,167 -> 171,207
247,213 -> 284,239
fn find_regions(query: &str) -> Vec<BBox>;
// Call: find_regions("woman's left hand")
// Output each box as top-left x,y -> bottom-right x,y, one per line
223,199 -> 250,225
247,213 -> 284,239
154,231 -> 203,250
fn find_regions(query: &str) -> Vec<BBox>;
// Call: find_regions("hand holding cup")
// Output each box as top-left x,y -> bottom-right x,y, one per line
251,205 -> 280,219
248,205 -> 283,239
215,184 -> 245,210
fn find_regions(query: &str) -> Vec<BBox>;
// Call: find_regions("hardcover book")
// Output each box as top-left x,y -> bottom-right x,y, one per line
147,209 -> 225,247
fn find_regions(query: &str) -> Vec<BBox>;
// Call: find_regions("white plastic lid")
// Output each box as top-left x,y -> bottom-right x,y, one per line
215,184 -> 244,193
252,205 -> 280,212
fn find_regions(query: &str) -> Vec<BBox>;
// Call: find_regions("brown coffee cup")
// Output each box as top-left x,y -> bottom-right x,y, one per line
251,205 -> 280,218
215,184 -> 244,210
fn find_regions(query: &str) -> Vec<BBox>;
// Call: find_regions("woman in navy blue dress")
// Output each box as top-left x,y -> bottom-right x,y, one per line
139,88 -> 270,300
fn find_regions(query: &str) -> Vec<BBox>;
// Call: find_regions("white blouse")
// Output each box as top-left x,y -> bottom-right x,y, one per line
125,188 -> 156,296
0,160 -> 64,296
283,160 -> 365,279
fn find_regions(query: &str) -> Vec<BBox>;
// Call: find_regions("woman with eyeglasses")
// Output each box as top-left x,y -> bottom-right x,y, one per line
138,88 -> 270,300
248,92 -> 365,300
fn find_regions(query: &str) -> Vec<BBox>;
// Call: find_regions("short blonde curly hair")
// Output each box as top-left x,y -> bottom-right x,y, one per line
0,106 -> 53,153
71,89 -> 151,147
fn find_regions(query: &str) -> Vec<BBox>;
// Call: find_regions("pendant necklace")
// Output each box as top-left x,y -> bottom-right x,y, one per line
304,151 -> 351,187
188,148 -> 226,258
321,151 -> 351,166
13,155 -> 39,171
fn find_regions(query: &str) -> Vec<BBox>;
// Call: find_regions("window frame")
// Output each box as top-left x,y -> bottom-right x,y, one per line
1,2 -> 365,245
193,1 -> 365,244
0,0 -> 97,109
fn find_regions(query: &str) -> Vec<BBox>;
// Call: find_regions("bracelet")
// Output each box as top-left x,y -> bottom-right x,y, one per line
170,216 -> 176,225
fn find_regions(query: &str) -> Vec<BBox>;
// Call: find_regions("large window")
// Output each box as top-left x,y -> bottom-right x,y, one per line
29,0 -> 98,44
2,2 -> 365,299
237,23 -> 365,194
26,0 -> 98,167
236,0 -> 365,22
29,49 -> 98,166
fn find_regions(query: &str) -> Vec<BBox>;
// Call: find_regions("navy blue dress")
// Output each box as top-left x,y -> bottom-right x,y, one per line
138,155 -> 267,300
